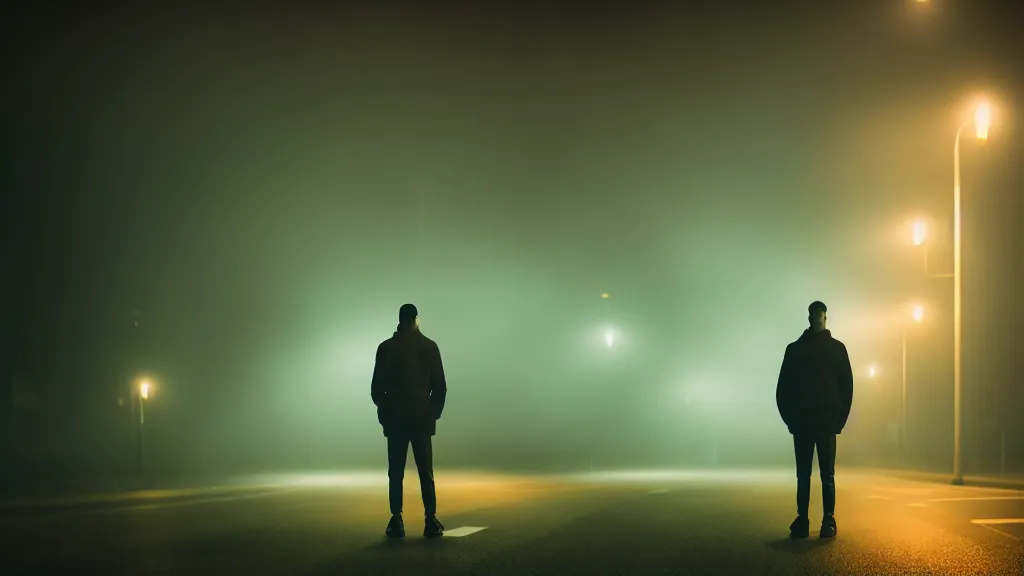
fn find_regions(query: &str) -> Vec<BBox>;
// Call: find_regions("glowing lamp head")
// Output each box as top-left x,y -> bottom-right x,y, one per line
975,103 -> 991,140
140,380 -> 152,400
604,329 -> 615,348
868,365 -> 877,378
912,220 -> 927,246
911,304 -> 924,323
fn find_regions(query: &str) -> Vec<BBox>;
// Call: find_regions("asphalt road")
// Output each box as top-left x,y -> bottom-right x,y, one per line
2,469 -> 1022,575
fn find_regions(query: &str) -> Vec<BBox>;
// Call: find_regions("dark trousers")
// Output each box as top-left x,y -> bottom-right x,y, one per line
387,435 -> 437,517
793,431 -> 837,518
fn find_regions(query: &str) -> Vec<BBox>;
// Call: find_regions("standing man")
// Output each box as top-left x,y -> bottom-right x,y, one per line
776,301 -> 854,539
372,304 -> 448,538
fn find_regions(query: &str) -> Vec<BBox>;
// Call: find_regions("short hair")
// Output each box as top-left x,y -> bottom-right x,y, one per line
399,303 -> 418,323
808,301 -> 827,315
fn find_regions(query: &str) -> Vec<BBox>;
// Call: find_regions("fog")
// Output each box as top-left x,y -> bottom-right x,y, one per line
4,2 -> 1022,492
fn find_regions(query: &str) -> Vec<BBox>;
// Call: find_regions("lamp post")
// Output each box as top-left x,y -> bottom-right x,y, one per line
951,102 -> 990,485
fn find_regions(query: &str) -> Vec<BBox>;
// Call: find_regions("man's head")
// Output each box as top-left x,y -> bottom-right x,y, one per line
808,301 -> 827,333
398,303 -> 419,329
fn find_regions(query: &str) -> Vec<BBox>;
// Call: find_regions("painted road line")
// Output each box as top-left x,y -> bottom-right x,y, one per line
445,526 -> 488,538
969,519 -> 1023,541
907,503 -> 928,507
928,496 -> 1024,503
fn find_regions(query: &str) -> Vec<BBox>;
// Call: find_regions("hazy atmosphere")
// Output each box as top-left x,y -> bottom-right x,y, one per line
4,1 -> 1023,491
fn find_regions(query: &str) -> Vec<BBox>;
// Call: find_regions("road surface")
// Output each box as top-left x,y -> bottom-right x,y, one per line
2,469 -> 1022,575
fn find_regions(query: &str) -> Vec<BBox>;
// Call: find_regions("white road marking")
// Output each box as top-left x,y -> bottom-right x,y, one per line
907,503 -> 928,507
649,489 -> 671,494
444,526 -> 488,538
969,519 -> 1023,541
928,496 -> 1024,503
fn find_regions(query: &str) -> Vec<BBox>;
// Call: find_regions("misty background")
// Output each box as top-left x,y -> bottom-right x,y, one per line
3,2 -> 1022,491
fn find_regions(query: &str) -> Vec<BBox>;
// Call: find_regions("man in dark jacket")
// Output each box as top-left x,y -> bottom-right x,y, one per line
776,301 -> 853,539
371,303 -> 448,538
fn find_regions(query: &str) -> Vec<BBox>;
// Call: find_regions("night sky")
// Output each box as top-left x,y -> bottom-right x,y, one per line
4,1 -> 1023,481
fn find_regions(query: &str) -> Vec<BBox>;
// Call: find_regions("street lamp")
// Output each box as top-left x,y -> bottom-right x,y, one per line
136,378 -> 154,485
868,365 -> 878,379
951,100 -> 991,485
910,218 -> 953,279
900,305 -> 925,466
604,328 -> 615,348
912,219 -> 928,247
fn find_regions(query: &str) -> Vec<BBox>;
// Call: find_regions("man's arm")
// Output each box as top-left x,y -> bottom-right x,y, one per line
834,343 -> 854,433
371,343 -> 387,407
776,344 -> 795,430
429,342 -> 447,420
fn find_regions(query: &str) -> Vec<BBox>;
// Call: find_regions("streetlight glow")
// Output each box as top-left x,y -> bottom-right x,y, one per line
975,103 -> 991,140
912,219 -> 927,246
140,380 -> 152,400
868,365 -> 877,378
911,304 -> 924,323
604,329 -> 615,348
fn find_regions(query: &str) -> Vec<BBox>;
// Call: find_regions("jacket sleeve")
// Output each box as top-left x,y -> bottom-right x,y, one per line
776,344 -> 795,430
371,343 -> 387,407
429,342 -> 447,420
834,343 -> 854,432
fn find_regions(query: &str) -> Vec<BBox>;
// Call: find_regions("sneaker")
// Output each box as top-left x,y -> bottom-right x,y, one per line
424,515 -> 445,538
789,516 -> 810,538
385,514 -> 405,538
819,514 -> 837,539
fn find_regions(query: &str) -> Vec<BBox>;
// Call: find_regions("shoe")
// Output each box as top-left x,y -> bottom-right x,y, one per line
789,516 -> 810,538
385,514 -> 405,538
819,514 -> 837,539
424,515 -> 445,538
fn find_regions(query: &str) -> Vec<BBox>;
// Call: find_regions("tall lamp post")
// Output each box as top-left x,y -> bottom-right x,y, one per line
952,102 -> 990,485
900,304 -> 925,466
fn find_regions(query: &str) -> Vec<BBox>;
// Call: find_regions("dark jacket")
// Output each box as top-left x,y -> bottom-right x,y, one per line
776,329 -> 854,434
371,326 -> 447,438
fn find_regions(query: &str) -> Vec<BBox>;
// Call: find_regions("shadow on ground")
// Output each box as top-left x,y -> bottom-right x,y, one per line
766,537 -> 835,554
294,536 -> 458,576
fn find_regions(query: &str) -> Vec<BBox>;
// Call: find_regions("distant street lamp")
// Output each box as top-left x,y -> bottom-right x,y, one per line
604,329 -> 615,348
951,101 -> 992,485
910,218 -> 952,279
137,379 -> 154,485
900,305 -> 925,466
912,219 -> 928,247
868,365 -> 878,379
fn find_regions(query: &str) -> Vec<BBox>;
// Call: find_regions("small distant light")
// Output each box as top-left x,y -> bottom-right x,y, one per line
604,329 -> 615,348
140,380 -> 152,400
600,292 -> 610,299
911,304 -> 925,323
868,365 -> 878,378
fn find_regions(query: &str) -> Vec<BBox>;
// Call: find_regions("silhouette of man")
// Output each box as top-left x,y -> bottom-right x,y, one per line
372,303 -> 447,538
776,301 -> 853,539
